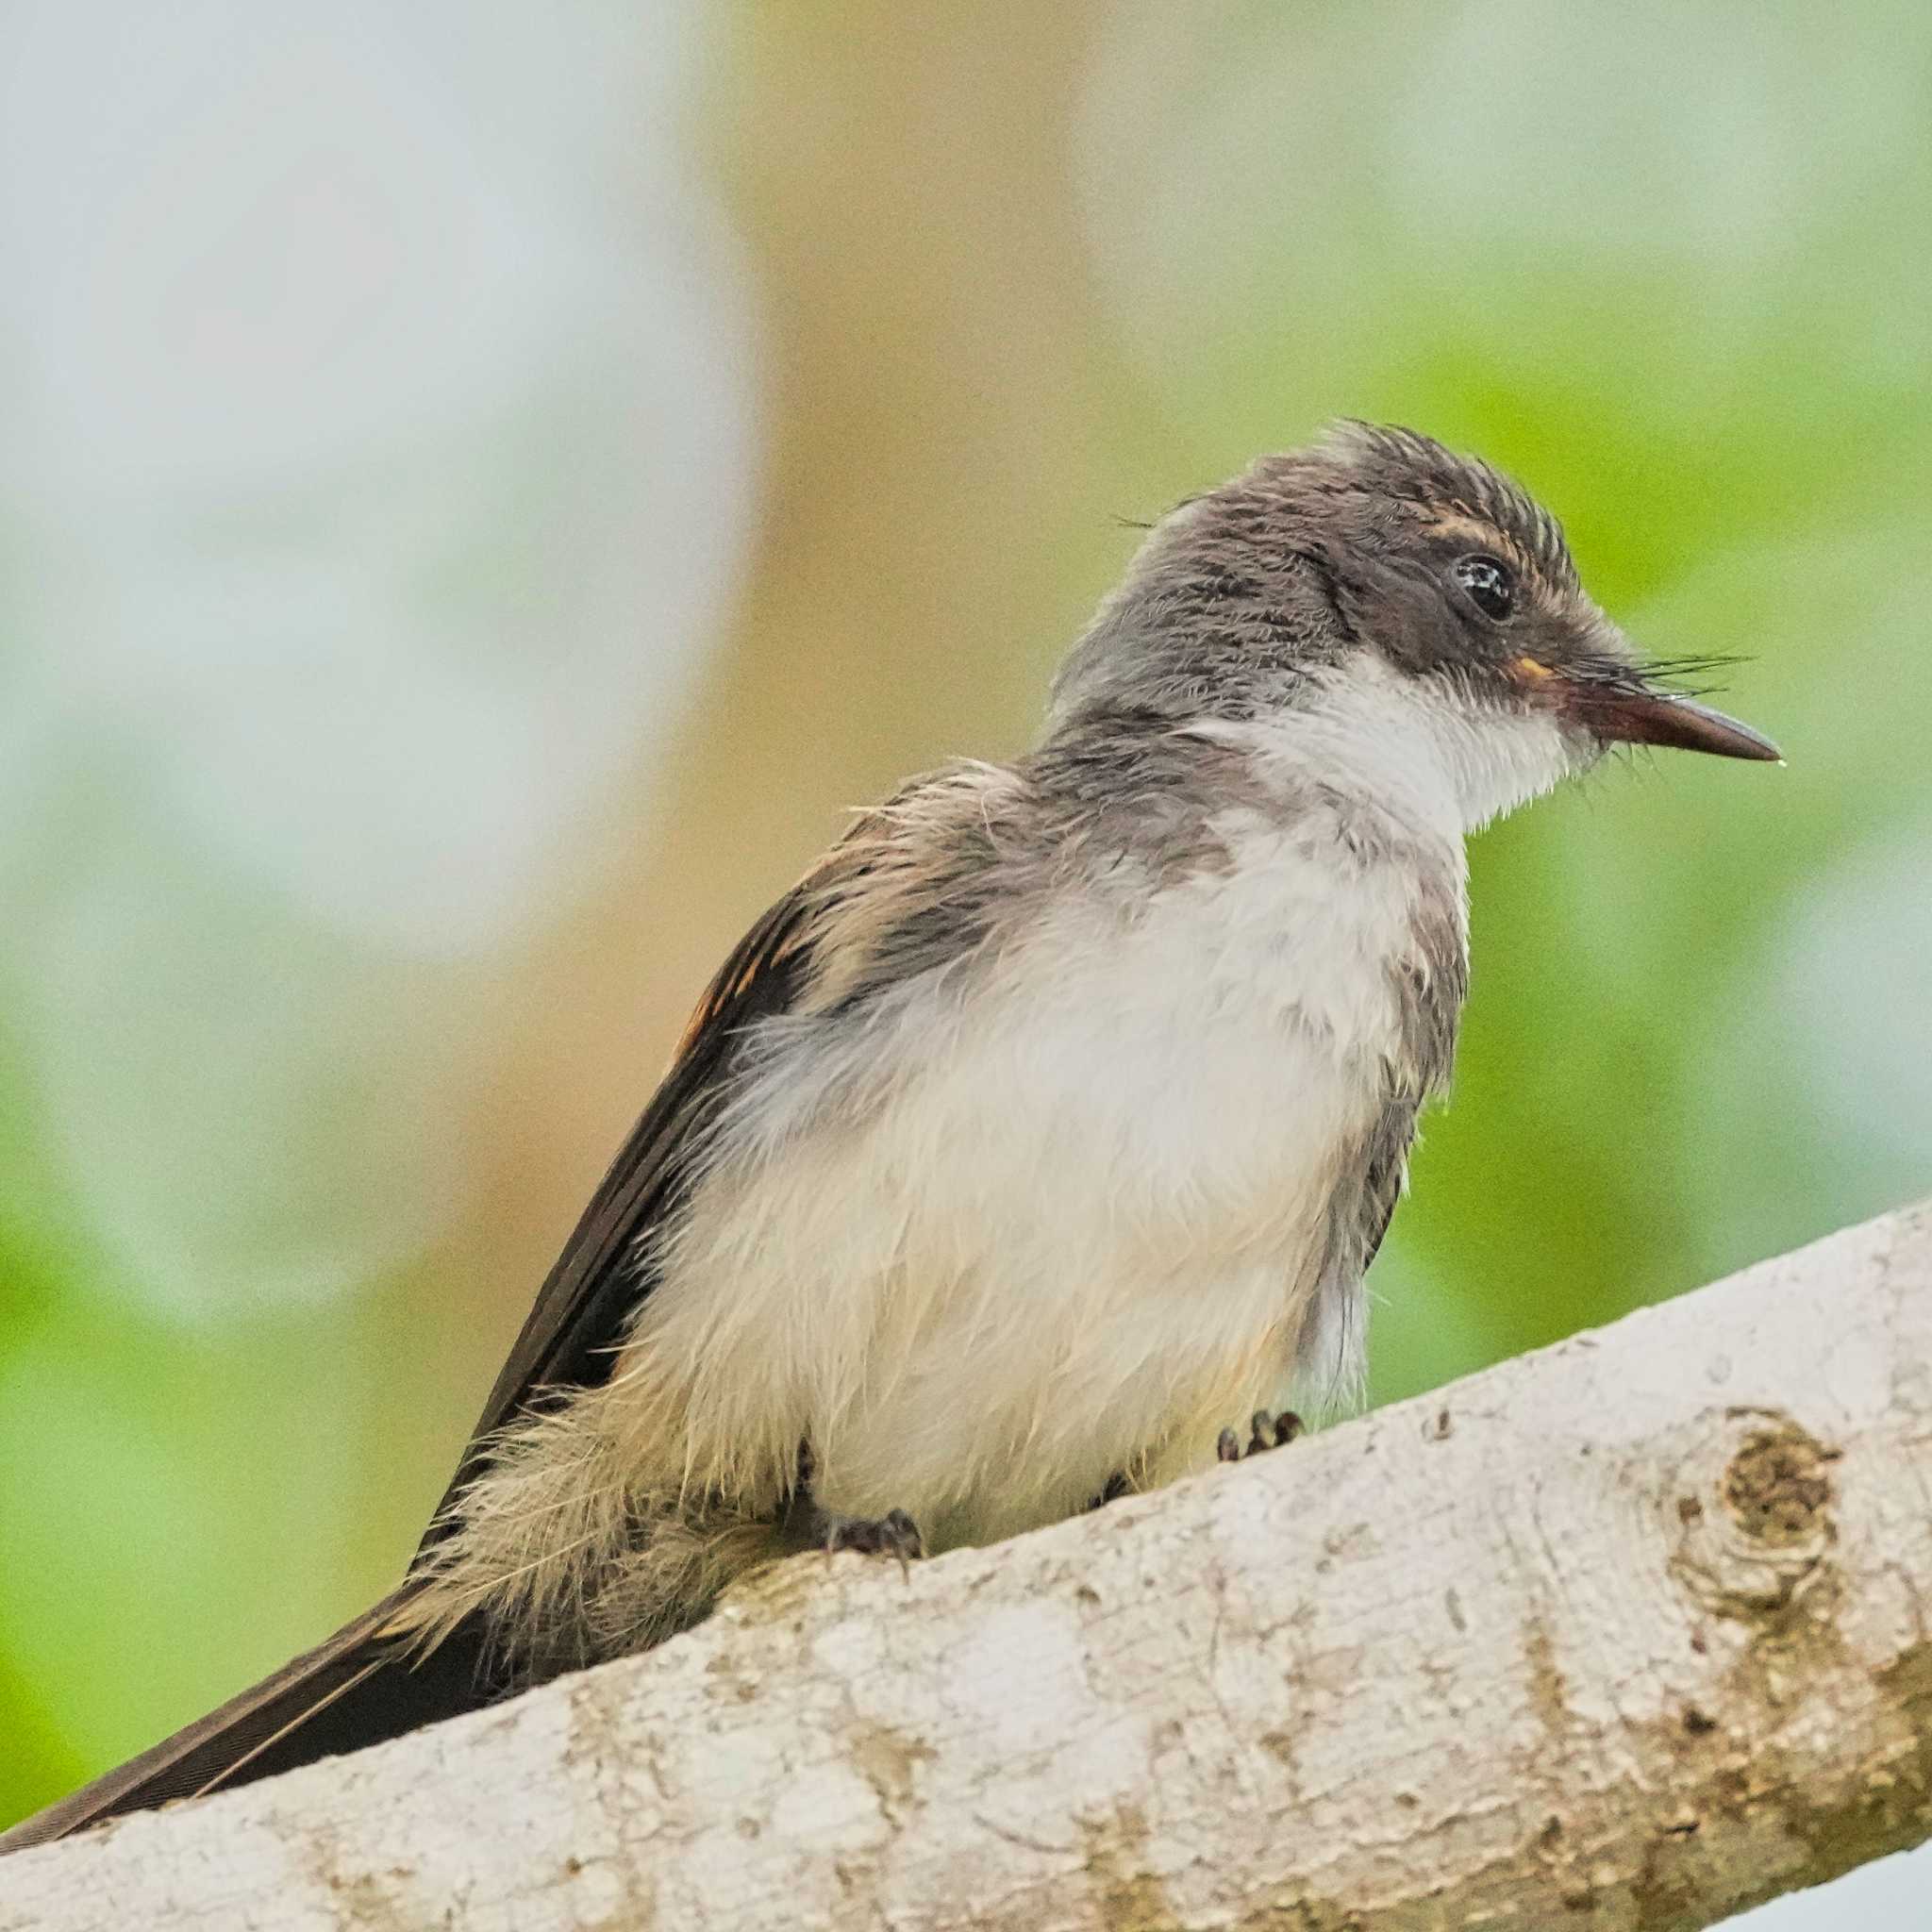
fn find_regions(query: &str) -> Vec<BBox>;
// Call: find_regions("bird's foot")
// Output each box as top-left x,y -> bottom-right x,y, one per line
1216,1408 -> 1304,1463
817,1507 -> 924,1576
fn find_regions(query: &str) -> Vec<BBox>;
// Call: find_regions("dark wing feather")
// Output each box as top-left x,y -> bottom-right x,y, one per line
424,879 -> 822,1533
1354,1122 -> 1411,1282
2,876 -> 825,1852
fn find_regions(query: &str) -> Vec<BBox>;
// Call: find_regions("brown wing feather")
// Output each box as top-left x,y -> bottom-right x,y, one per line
425,878 -> 822,1528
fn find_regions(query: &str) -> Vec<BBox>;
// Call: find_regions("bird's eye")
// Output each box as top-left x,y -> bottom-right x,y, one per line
1454,554 -> 1515,621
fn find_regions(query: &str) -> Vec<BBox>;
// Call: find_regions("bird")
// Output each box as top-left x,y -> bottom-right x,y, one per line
0,422 -> 1779,1852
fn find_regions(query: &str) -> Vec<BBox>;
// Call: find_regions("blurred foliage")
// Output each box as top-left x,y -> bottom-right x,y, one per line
2,21 -> 1927,1923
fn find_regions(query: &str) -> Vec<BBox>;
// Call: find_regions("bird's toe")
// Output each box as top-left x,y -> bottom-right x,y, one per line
1217,1408 -> 1304,1463
823,1507 -> 925,1574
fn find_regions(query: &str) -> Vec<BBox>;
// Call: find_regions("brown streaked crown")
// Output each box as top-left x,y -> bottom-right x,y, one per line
1309,420 -> 1580,600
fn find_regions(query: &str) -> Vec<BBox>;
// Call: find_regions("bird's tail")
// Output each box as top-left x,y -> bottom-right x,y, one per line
0,1589 -> 504,1855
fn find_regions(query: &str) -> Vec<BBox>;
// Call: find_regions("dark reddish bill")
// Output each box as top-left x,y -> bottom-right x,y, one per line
1572,687 -> 1782,761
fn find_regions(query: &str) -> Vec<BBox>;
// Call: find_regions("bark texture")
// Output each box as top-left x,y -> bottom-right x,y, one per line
5,1205 -> 1929,1931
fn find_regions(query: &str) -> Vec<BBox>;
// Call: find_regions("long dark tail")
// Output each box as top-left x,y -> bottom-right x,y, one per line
0,1591 -> 507,1854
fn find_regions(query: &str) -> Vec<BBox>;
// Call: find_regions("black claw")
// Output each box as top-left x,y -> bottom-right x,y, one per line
1217,1408 -> 1306,1465
824,1507 -> 924,1576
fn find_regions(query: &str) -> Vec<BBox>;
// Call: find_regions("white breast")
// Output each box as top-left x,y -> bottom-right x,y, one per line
627,797 -> 1460,1553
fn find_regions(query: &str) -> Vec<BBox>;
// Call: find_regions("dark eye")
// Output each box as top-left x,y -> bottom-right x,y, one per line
1454,554 -> 1515,621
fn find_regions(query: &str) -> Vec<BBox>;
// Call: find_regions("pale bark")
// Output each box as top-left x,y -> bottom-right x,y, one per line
5,1206 -> 1930,1931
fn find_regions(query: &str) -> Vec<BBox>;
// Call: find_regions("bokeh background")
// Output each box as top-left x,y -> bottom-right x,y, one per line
1,4 -> 1925,1920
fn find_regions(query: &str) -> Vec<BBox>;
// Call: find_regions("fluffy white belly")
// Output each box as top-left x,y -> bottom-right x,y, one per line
631,816 -> 1427,1549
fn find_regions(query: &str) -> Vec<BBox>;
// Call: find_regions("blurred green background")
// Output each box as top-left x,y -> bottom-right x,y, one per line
1,5 -> 1926,1917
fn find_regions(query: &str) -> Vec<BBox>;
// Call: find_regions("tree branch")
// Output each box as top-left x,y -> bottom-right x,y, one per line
6,1205 -> 1930,1930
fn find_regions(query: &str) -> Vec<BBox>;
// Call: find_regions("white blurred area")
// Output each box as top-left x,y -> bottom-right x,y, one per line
0,0 -> 758,1316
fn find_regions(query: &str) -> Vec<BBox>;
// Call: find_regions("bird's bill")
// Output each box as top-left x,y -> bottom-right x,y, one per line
1512,656 -> 1782,761
1575,688 -> 1783,761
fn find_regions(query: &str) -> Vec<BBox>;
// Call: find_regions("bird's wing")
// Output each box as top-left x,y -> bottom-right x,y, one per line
1347,896 -> 1466,1290
1353,1124 -> 1411,1282
425,870 -> 830,1536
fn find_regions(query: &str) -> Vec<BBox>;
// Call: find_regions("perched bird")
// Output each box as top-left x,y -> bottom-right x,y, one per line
2,423 -> 1778,1851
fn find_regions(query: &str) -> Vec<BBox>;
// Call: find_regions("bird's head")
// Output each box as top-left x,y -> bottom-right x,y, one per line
1047,423 -> 1778,832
